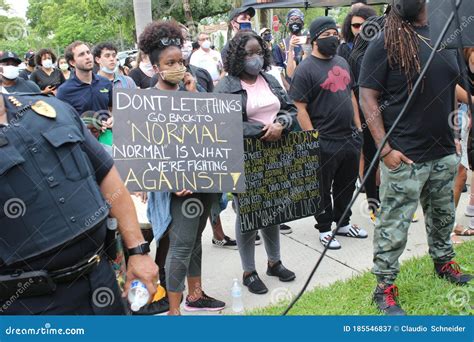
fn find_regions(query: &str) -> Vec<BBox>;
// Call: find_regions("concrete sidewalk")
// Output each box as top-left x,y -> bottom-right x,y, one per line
134,182 -> 474,315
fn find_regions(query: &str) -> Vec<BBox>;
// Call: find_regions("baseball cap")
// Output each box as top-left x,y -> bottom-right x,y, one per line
229,6 -> 256,21
0,51 -> 22,65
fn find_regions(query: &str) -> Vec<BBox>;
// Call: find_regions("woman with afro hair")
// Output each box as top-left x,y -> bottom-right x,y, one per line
138,20 -> 225,315
338,5 -> 377,62
215,30 -> 297,295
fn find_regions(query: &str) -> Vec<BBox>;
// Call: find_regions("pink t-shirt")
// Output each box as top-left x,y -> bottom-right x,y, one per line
241,75 -> 281,125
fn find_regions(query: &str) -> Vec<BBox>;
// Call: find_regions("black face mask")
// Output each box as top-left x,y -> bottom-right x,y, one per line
263,33 -> 273,42
392,0 -> 426,21
28,58 -> 35,68
316,36 -> 340,57
289,22 -> 303,34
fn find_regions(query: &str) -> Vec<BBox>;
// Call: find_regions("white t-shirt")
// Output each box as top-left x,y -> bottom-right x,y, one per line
189,48 -> 223,82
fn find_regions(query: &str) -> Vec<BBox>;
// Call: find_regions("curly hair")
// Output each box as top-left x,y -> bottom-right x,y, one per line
138,20 -> 184,66
224,30 -> 272,77
36,48 -> 57,66
341,5 -> 377,43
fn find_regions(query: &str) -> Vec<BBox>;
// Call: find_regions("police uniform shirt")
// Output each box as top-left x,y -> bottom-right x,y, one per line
0,94 -> 114,270
56,72 -> 113,116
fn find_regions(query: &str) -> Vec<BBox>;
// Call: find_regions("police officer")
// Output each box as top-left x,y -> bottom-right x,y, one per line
0,91 -> 158,315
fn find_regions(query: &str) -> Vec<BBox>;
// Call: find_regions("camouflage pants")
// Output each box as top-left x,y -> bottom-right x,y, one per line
373,154 -> 459,284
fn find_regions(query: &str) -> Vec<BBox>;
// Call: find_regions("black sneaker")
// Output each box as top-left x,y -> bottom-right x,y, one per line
212,236 -> 238,250
280,224 -> 293,235
184,292 -> 226,312
255,233 -> 262,245
373,284 -> 406,316
243,271 -> 268,294
267,261 -> 296,282
435,261 -> 473,285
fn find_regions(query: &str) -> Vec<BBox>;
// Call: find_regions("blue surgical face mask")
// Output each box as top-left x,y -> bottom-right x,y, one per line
101,65 -> 118,74
239,22 -> 252,31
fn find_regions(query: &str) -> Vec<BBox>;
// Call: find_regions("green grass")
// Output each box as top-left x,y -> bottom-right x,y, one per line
250,241 -> 474,316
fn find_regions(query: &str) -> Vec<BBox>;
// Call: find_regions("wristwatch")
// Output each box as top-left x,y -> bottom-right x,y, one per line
127,242 -> 150,256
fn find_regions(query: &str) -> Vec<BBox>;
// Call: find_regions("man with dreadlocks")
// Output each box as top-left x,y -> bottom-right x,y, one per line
360,0 -> 473,316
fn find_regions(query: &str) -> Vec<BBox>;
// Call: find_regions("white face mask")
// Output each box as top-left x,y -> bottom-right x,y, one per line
201,40 -> 211,49
42,59 -> 53,69
182,41 -> 193,60
139,61 -> 155,77
59,63 -> 69,71
2,65 -> 19,80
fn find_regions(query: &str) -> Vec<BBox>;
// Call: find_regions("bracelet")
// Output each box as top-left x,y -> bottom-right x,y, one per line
380,148 -> 393,159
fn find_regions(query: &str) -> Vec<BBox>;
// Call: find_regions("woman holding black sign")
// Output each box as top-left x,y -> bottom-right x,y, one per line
138,20 -> 225,315
215,31 -> 297,295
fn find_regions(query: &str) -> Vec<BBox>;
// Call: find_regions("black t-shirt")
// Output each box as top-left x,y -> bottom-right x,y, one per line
18,68 -> 32,80
359,26 -> 459,163
128,67 -> 152,89
30,68 -> 65,90
337,42 -> 353,62
289,55 -> 355,138
5,77 -> 41,93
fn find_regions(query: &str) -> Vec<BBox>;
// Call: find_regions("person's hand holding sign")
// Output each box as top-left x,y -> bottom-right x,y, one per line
261,123 -> 284,142
175,190 -> 193,197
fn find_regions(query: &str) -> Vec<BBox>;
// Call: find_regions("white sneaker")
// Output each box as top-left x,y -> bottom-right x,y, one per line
319,234 -> 341,250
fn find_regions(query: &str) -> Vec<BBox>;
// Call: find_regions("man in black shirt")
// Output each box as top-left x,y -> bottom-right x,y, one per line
18,51 -> 36,81
290,17 -> 367,251
360,1 -> 472,316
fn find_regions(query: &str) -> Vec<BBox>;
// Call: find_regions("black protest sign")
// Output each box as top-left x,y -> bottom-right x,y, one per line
112,89 -> 245,193
238,130 -> 323,233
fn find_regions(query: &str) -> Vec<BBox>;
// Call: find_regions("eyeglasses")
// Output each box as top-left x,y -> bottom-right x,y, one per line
351,23 -> 364,29
159,38 -> 182,47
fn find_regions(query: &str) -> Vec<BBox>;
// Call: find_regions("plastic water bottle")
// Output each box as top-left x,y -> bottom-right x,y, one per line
128,280 -> 150,312
231,278 -> 244,313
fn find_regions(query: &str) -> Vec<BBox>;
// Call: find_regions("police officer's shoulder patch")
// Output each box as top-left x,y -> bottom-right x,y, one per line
32,100 -> 57,119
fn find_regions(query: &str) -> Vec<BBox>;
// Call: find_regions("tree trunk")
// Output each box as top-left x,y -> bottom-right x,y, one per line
183,0 -> 197,38
133,0 -> 152,42
260,9 -> 269,31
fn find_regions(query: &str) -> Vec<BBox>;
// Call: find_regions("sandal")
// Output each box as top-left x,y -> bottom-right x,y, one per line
454,225 -> 474,236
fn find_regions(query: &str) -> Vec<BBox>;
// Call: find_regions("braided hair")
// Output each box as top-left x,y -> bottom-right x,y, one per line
384,9 -> 421,92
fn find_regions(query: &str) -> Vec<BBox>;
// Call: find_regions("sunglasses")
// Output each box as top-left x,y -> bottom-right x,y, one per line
159,38 -> 182,47
351,23 -> 363,29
